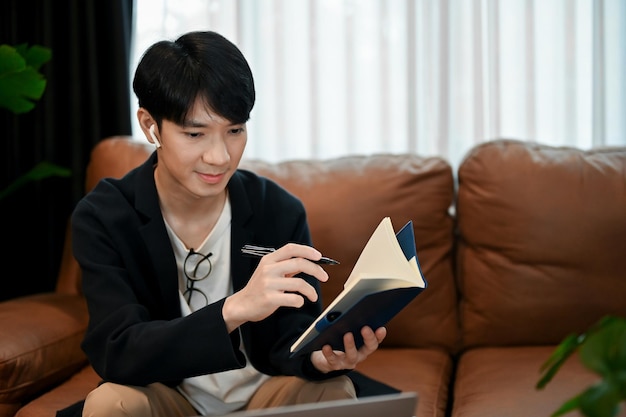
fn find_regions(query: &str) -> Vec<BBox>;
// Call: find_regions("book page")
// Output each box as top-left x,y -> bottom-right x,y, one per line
344,217 -> 425,289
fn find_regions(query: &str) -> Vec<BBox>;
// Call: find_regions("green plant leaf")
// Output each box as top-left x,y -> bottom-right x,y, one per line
0,43 -> 51,114
579,317 -> 626,378
551,395 -> 581,417
537,333 -> 584,389
538,316 -> 626,417
15,43 -> 52,70
0,44 -> 25,73
578,382 -> 622,417
0,161 -> 71,200
0,43 -> 61,202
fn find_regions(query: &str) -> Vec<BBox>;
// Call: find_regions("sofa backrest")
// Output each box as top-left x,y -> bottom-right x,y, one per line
456,139 -> 626,350
241,155 -> 459,352
57,136 -> 461,353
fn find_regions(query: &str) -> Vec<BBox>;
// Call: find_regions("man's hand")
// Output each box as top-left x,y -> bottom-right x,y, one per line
222,243 -> 328,333
310,326 -> 387,373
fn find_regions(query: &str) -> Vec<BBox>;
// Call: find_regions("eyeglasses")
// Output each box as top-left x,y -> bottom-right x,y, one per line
183,249 -> 213,306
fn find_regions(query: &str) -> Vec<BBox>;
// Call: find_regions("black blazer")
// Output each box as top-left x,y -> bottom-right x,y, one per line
72,152 -> 336,385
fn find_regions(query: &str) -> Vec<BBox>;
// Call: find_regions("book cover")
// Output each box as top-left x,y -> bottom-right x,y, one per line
289,217 -> 427,357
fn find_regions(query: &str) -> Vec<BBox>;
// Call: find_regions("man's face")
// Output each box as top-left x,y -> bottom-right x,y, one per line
154,96 -> 247,200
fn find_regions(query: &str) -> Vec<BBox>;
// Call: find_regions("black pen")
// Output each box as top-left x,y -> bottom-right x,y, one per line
241,244 -> 339,265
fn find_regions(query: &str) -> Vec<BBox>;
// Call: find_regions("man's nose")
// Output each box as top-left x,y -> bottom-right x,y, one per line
202,137 -> 230,165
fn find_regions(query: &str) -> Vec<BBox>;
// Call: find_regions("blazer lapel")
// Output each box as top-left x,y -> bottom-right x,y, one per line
228,171 -> 256,293
134,154 -> 182,318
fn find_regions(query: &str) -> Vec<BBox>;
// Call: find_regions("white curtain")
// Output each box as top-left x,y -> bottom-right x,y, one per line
131,0 -> 626,169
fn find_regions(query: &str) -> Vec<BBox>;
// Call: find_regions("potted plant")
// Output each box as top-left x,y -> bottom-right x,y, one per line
537,315 -> 626,417
0,42 -> 70,200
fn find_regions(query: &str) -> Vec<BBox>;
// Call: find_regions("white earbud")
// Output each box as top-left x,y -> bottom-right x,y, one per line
149,125 -> 161,149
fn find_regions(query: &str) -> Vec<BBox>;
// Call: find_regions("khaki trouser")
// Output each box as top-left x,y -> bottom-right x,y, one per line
82,375 -> 356,417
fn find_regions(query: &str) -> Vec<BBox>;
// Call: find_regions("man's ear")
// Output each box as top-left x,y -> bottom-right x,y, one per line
137,108 -> 158,146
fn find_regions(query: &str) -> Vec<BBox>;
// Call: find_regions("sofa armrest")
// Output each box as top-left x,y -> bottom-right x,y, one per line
0,293 -> 88,408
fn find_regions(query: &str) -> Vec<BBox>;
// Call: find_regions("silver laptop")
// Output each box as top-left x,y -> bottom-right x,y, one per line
212,392 -> 417,417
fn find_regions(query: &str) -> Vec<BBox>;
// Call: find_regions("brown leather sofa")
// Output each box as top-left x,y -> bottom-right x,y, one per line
1,137 -> 625,417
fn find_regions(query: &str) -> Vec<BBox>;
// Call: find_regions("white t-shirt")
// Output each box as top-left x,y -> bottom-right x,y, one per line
164,198 -> 270,415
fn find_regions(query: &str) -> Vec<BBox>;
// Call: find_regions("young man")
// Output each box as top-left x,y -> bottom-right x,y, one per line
64,31 -> 389,417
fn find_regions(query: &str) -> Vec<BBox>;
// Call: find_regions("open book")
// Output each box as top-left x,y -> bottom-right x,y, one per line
289,217 -> 427,357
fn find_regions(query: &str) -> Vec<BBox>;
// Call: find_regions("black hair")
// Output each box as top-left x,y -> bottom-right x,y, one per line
132,31 -> 255,126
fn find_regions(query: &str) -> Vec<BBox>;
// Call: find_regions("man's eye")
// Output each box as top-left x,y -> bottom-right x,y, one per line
230,128 -> 245,134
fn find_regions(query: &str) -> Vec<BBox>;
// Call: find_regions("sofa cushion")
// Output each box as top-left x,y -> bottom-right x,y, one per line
241,154 -> 459,352
0,294 -> 88,409
456,139 -> 626,348
452,346 -> 602,417
15,365 -> 99,417
356,348 -> 453,417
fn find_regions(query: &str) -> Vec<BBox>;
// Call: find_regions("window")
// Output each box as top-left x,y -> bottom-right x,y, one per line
131,0 -> 626,168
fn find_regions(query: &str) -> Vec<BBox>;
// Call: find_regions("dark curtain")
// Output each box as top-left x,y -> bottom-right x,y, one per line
0,0 -> 134,300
